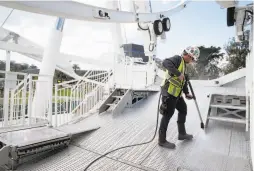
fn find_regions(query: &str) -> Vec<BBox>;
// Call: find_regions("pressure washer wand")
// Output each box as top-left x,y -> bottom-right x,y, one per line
185,75 -> 204,129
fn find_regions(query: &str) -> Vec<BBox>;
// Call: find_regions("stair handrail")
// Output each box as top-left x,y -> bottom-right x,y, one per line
71,69 -> 110,92
70,71 -> 112,114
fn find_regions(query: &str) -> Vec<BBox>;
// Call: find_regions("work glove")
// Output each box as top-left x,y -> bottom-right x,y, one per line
185,93 -> 193,100
178,73 -> 184,81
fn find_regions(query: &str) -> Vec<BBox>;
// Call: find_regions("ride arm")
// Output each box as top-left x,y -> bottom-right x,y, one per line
162,56 -> 182,77
0,1 -> 189,23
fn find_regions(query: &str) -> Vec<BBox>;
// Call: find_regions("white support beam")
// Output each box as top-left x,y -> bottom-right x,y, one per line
61,53 -> 111,67
32,17 -> 66,120
0,1 -> 189,23
0,41 -> 42,56
0,41 -> 111,79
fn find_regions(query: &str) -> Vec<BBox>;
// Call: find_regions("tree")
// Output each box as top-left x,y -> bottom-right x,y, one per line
10,61 -> 17,71
20,63 -> 29,70
72,64 -> 80,72
154,57 -> 165,71
186,64 -> 198,79
153,46 -> 224,80
0,61 -> 5,71
195,46 -> 224,79
54,70 -> 69,83
222,37 -> 249,74
29,64 -> 38,69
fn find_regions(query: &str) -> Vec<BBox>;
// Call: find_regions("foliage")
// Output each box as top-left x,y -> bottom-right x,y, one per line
0,60 -> 75,83
222,37 -> 249,74
0,60 -> 37,72
185,64 -> 198,79
72,64 -> 80,72
154,57 -> 165,71
0,61 -> 107,84
195,46 -> 224,79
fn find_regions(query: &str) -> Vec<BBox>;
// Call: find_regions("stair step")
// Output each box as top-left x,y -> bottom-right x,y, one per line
112,96 -> 123,99
208,116 -> 246,124
106,104 -> 116,106
210,104 -> 246,110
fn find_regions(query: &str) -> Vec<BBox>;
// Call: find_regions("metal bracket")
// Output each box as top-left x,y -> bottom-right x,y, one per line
93,9 -> 111,20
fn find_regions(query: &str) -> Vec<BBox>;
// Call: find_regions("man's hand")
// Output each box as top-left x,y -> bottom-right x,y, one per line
178,73 -> 184,81
185,93 -> 193,100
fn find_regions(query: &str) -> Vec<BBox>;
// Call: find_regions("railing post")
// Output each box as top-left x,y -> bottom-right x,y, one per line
55,84 -> 58,127
9,90 -> 14,125
27,75 -> 33,126
3,51 -> 11,127
22,74 -> 27,125
146,71 -> 148,87
48,77 -> 53,127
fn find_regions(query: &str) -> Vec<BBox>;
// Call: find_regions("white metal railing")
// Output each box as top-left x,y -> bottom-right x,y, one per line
0,71 -> 27,128
0,61 -> 157,129
53,70 -> 112,127
72,69 -> 110,92
86,70 -> 111,82
0,71 -> 53,129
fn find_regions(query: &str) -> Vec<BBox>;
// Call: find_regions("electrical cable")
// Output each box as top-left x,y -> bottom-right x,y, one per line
246,10 -> 253,15
84,74 -> 189,170
246,10 -> 253,24
242,9 -> 253,41
1,9 -> 14,27
137,23 -> 154,52
83,92 -> 161,171
242,10 -> 247,41
137,22 -> 149,31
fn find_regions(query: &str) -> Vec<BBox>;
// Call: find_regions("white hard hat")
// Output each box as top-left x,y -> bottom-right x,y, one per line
184,46 -> 200,61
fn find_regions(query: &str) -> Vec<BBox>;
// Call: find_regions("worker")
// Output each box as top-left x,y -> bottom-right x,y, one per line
159,46 -> 200,149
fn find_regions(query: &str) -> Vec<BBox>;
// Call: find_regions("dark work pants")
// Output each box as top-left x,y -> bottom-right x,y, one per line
159,95 -> 187,134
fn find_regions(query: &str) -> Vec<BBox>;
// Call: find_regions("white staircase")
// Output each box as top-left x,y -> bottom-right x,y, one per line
98,88 -> 131,115
98,88 -> 151,115
205,91 -> 248,132
53,70 -> 112,126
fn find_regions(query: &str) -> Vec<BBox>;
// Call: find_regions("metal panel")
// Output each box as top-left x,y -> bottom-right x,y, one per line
223,77 -> 245,88
0,124 -> 46,134
56,115 -> 101,136
0,127 -> 68,147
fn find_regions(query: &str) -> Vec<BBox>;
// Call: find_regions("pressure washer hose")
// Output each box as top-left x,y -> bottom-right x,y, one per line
83,75 -> 204,170
83,92 -> 161,171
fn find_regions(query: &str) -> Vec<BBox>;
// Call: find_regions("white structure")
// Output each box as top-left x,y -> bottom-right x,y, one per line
0,1 -> 252,170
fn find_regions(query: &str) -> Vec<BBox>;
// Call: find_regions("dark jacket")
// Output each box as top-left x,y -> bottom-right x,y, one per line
161,55 -> 189,96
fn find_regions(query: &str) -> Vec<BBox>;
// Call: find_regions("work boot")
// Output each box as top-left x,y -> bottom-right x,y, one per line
177,123 -> 193,140
158,130 -> 176,149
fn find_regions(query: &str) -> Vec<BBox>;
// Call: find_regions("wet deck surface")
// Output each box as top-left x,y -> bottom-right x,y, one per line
16,83 -> 251,171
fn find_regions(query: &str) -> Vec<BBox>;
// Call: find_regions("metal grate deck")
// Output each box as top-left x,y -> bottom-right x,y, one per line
16,85 -> 251,171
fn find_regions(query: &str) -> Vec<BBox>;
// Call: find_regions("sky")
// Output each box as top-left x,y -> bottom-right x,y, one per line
0,0 -> 252,70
